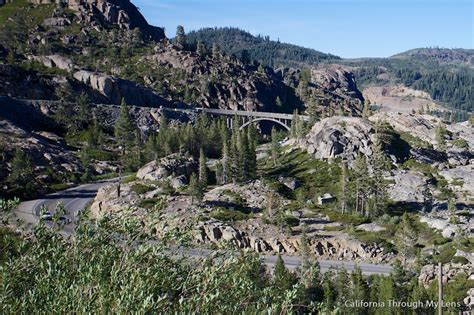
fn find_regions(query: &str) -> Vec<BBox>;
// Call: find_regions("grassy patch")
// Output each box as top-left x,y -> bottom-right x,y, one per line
261,149 -> 342,207
451,138 -> 468,149
398,131 -> 432,149
401,159 -> 436,176
131,183 -> 155,195
138,197 -> 166,211
210,207 -> 251,222
325,210 -> 369,226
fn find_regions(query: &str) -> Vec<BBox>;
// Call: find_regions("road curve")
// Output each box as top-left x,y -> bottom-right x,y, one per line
14,181 -> 393,275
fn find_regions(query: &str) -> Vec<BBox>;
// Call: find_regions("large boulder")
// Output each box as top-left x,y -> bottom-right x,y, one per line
299,116 -> 374,165
388,170 -> 428,204
136,154 -> 197,182
28,55 -> 75,71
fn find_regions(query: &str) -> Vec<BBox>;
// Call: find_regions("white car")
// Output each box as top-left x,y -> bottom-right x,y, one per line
40,212 -> 53,221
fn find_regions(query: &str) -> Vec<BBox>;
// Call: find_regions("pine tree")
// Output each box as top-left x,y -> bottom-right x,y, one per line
8,148 -> 36,197
351,154 -> 370,216
212,42 -> 220,59
76,92 -> 91,131
275,96 -> 283,108
114,99 -> 136,149
176,25 -> 186,47
395,213 -> 418,265
340,159 -> 347,214
370,130 -> 390,216
198,148 -> 208,187
221,139 -> 230,184
273,255 -> 295,291
435,123 -> 447,151
188,173 -> 203,204
422,184 -> 433,213
349,267 -> 368,314
270,127 -> 279,167
362,99 -> 372,118
196,40 -> 206,57
377,276 -> 395,314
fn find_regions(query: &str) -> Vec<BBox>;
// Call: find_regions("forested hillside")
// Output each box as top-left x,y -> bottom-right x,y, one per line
186,27 -> 340,68
343,56 -> 474,112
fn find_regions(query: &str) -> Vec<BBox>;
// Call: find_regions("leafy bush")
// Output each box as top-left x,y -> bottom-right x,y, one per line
210,207 -> 250,222
452,139 -> 468,149
325,210 -> 369,226
131,183 -> 155,195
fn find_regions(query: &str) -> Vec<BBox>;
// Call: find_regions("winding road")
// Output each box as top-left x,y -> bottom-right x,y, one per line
14,181 -> 393,275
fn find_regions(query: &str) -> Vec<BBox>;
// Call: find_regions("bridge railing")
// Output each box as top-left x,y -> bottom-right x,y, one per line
197,108 -> 310,121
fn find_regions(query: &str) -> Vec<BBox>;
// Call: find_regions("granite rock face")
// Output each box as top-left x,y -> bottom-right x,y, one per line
136,154 -> 198,182
299,116 -> 375,165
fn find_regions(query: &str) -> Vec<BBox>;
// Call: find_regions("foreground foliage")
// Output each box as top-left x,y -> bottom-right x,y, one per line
0,209 -> 471,314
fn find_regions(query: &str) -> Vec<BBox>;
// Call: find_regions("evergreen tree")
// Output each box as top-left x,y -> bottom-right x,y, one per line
196,40 -> 206,57
80,149 -> 92,182
188,173 -> 203,204
114,99 -> 136,149
212,42 -> 220,59
198,148 -> 208,187
221,139 -> 230,184
275,96 -> 283,108
370,130 -> 390,216
435,123 -> 447,151
349,267 -> 368,314
176,25 -> 186,47
270,127 -> 279,167
240,49 -> 251,64
340,158 -> 348,214
422,184 -> 433,213
362,99 -> 372,118
351,154 -> 370,216
8,148 -> 36,197
377,276 -> 395,314
273,255 -> 295,291
395,213 -> 418,265
76,92 -> 91,131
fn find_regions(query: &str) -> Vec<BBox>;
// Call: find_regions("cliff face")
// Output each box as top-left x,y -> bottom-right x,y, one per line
29,0 -> 165,41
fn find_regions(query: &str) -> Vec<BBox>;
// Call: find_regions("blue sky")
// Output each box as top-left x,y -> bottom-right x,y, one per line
134,0 -> 473,58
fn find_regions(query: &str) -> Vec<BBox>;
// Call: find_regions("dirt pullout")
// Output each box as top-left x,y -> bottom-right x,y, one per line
363,84 -> 444,113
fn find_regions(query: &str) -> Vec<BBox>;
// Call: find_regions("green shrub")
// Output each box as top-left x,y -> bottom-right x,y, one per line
451,139 -> 468,149
210,207 -> 249,222
283,216 -> 299,227
325,210 -> 369,226
131,183 -> 155,195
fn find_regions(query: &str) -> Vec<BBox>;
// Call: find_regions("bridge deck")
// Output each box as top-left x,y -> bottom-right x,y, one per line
197,108 -> 310,121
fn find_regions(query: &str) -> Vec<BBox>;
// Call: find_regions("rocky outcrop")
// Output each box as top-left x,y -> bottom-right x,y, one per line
204,180 -> 287,210
73,70 -> 171,106
136,154 -> 197,182
299,116 -> 374,165
148,44 -> 288,112
27,54 -> 75,71
195,219 -> 393,262
388,170 -> 428,204
277,65 -> 364,116
30,0 -> 165,41
0,100 -> 82,194
370,112 -> 440,146
419,263 -> 473,288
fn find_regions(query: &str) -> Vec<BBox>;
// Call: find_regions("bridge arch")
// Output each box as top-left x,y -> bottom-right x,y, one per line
239,117 -> 290,131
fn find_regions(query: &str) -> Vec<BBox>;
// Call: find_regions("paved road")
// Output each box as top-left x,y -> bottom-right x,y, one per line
14,182 -> 393,275
15,179 -> 117,234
